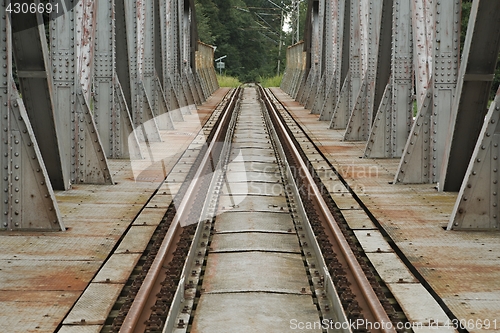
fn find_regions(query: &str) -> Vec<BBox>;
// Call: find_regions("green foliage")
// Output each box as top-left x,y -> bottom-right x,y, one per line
217,74 -> 242,87
259,74 -> 283,88
195,0 -> 307,82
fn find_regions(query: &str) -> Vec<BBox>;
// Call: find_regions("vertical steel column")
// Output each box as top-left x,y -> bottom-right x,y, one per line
318,0 -> 346,121
179,0 -> 194,105
441,0 -> 500,192
51,0 -> 113,185
2,5 -> 64,231
328,0 -> 360,130
395,0 -> 459,184
159,0 -> 183,120
129,0 -> 162,142
143,0 -> 174,131
94,0 -> 142,159
449,87 -> 500,230
10,8 -> 67,190
306,0 -> 324,111
364,0 -> 412,158
344,0 -> 388,141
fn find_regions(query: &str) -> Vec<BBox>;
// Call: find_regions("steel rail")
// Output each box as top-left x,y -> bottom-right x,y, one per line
260,86 -> 396,333
119,88 -> 241,333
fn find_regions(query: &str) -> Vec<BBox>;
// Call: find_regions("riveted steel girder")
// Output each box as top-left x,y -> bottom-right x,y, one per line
94,0 -> 142,159
395,0 -> 460,184
344,0 -> 391,142
10,7 -> 67,190
364,0 -> 413,158
50,0 -> 114,186
1,6 -> 63,231
449,87 -> 500,230
441,0 -> 500,193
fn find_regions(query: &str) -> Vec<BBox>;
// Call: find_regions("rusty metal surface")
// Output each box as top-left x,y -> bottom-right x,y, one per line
191,293 -> 321,333
0,291 -> 80,333
214,211 -> 294,233
202,252 -> 310,294
0,88 -> 226,331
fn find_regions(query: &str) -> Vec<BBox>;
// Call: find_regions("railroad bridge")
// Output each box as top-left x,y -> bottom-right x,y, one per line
1,0 -> 500,332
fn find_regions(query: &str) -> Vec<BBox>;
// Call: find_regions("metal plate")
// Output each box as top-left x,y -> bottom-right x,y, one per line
93,253 -> 141,283
218,195 -> 288,213
315,169 -> 343,182
231,142 -> 272,149
115,225 -> 157,253
387,283 -> 451,325
321,178 -> 350,193
233,129 -> 268,135
214,211 -> 294,233
210,233 -> 301,253
191,293 -> 321,333
0,291 -> 80,333
221,182 -> 285,196
132,207 -> 167,226
202,252 -> 310,294
0,234 -> 116,261
226,161 -> 278,173
225,171 -> 282,183
237,155 -> 277,164
330,192 -> 361,210
231,147 -> 273,156
146,193 -> 173,209
341,210 -> 377,230
232,137 -> 270,144
366,253 -> 418,283
63,283 -> 123,325
353,230 -> 394,253
58,325 -> 103,333
158,182 -> 182,195
0,259 -> 100,291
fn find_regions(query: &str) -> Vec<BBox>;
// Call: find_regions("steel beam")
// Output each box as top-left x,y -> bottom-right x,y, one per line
395,0 -> 460,184
318,0 -> 346,121
10,9 -> 67,190
159,0 -> 182,120
364,0 -> 413,158
449,87 -> 500,230
344,0 -> 390,141
2,7 -> 63,231
51,0 -> 113,185
440,0 -> 500,192
144,0 -> 175,131
329,71 -> 351,129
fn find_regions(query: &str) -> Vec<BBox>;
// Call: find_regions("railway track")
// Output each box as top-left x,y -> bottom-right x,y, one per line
102,86 -> 409,333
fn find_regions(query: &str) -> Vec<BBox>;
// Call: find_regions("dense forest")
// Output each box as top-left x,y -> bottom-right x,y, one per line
195,0 -> 307,82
